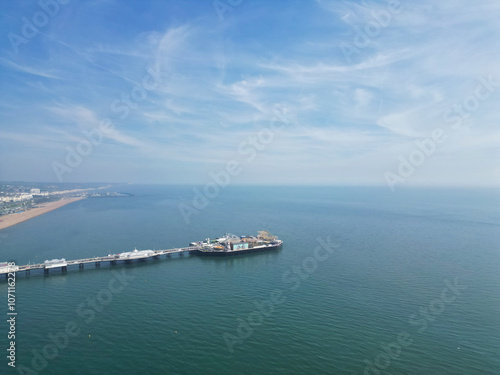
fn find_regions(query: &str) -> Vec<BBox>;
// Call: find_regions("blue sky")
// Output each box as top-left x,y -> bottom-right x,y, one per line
0,0 -> 499,186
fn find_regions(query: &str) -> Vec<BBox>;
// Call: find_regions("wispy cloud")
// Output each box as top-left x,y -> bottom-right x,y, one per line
0,57 -> 61,79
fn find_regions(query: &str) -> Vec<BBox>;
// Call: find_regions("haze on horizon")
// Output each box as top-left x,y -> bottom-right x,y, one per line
0,0 -> 499,188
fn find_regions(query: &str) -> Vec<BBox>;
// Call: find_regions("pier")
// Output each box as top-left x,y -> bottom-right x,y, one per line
0,246 -> 199,277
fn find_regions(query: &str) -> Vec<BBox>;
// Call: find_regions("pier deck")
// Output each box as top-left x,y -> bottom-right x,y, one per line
0,246 -> 198,276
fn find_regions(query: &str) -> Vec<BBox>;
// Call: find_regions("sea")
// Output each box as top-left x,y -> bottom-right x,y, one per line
0,185 -> 499,375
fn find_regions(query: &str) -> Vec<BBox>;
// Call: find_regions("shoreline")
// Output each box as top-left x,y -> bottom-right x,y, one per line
0,197 -> 85,231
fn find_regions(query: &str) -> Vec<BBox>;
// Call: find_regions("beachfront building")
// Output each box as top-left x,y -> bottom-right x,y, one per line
0,194 -> 33,202
32,191 -> 49,196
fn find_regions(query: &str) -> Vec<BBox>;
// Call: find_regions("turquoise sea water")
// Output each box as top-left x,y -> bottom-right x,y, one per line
0,185 -> 499,375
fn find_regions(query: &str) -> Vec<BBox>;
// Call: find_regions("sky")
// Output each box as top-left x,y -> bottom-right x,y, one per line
0,0 -> 499,187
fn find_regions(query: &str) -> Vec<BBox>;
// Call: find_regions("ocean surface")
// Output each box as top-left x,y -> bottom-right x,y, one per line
0,185 -> 499,375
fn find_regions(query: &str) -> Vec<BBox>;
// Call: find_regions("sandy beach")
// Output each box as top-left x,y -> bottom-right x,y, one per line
0,197 -> 85,231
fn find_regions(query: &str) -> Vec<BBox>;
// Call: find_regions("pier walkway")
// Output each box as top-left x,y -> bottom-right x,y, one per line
1,246 -> 198,277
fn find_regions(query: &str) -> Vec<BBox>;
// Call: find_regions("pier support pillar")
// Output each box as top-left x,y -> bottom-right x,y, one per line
79,263 -> 84,270
44,268 -> 49,275
26,269 -> 30,277
62,266 -> 67,273
95,262 -> 100,268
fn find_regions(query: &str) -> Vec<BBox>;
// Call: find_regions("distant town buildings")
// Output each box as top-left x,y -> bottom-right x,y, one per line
0,189 -> 48,203
0,183 -> 112,217
0,193 -> 33,202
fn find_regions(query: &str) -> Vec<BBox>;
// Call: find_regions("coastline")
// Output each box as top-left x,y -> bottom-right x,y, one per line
0,197 -> 85,231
